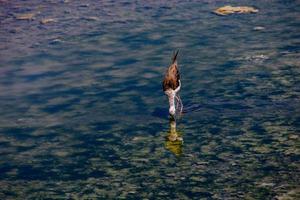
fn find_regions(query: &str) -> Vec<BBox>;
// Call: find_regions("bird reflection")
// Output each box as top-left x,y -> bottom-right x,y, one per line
165,117 -> 183,156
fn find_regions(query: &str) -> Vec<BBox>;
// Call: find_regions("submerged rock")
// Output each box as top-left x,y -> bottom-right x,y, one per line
83,16 -> 100,21
40,18 -> 57,24
79,4 -> 89,7
15,13 -> 35,20
253,26 -> 265,31
49,38 -> 63,44
214,5 -> 259,16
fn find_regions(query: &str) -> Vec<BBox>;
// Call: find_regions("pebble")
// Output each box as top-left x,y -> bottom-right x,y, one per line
214,5 -> 259,16
260,182 -> 275,187
40,18 -> 57,24
15,13 -> 35,20
49,38 -> 63,44
253,26 -> 265,31
83,16 -> 100,21
79,4 -> 89,7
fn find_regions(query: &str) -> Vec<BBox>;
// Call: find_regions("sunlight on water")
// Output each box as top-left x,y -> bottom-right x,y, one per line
0,0 -> 299,199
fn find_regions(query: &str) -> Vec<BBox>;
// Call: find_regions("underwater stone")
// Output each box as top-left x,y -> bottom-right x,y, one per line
83,16 -> 100,21
40,18 -> 57,24
214,5 -> 259,16
253,26 -> 265,31
15,13 -> 35,20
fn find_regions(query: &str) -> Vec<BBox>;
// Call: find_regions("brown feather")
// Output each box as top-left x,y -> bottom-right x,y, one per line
162,51 -> 180,91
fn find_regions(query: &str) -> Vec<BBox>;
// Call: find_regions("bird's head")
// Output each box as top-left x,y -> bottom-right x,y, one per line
169,106 -> 176,116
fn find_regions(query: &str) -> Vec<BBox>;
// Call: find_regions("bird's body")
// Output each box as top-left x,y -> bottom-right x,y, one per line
162,51 -> 182,116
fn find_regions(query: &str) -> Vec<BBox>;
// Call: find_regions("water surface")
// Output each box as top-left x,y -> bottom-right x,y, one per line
0,0 -> 299,199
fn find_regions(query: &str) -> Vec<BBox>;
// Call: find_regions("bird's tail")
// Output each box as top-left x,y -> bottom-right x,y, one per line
172,50 -> 179,64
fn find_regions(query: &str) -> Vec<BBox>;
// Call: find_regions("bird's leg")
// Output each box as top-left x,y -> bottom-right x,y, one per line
175,94 -> 183,115
176,95 -> 180,110
178,95 -> 183,114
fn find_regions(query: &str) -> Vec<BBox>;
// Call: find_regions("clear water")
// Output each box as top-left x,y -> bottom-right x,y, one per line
0,0 -> 299,199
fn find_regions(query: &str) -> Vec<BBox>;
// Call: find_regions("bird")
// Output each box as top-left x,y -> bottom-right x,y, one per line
162,50 -> 183,116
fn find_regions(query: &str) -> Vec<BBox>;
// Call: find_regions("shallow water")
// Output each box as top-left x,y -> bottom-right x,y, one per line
0,0 -> 299,199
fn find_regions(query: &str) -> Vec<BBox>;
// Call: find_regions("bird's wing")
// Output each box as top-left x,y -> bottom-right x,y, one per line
163,64 -> 180,91
162,50 -> 180,91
